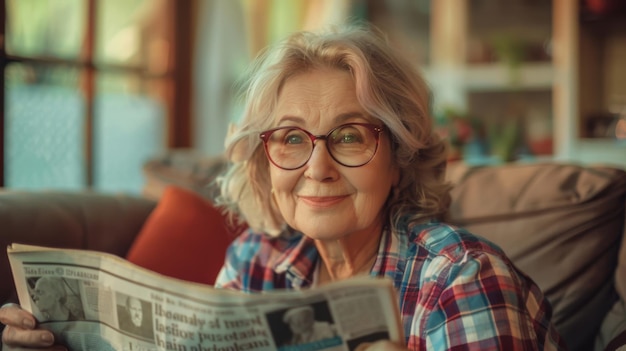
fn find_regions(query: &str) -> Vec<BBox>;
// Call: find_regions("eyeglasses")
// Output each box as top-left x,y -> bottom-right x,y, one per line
259,123 -> 384,170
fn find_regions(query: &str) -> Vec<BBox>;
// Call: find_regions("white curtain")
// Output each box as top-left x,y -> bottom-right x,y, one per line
192,0 -> 352,156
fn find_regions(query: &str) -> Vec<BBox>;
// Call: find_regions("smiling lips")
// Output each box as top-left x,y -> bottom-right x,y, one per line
298,195 -> 348,208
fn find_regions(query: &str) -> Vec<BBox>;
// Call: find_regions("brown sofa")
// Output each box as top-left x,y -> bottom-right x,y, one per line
1,161 -> 625,350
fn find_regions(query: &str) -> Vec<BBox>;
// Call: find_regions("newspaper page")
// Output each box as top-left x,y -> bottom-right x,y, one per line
7,243 -> 404,351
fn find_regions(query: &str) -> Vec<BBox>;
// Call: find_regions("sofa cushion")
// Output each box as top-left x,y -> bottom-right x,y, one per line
126,186 -> 243,285
447,162 -> 626,351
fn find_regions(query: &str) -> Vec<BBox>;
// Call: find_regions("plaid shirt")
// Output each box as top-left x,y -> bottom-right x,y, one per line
215,220 -> 566,350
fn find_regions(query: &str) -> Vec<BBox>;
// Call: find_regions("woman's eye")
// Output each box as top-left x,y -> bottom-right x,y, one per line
338,133 -> 362,143
285,134 -> 303,144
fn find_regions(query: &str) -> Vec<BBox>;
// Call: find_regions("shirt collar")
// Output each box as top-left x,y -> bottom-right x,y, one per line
272,229 -> 319,289
371,225 -> 404,280
271,221 -> 411,289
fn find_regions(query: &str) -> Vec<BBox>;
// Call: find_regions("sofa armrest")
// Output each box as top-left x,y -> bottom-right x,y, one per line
0,191 -> 156,306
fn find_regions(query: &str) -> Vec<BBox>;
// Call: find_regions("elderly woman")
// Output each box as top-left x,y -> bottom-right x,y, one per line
215,26 -> 564,350
0,26 -> 564,350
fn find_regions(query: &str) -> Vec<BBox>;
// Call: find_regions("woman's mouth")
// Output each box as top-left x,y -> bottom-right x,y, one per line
298,195 -> 348,208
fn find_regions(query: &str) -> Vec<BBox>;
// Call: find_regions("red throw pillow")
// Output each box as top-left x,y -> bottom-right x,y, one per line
126,186 -> 240,285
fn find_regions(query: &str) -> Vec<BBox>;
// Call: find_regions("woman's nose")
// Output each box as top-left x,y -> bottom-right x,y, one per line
304,142 -> 339,181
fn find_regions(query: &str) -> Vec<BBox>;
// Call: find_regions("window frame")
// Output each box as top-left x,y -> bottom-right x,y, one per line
0,0 -> 193,188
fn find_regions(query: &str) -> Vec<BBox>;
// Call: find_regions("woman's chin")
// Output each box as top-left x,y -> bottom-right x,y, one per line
302,226 -> 351,241
296,224 -> 350,242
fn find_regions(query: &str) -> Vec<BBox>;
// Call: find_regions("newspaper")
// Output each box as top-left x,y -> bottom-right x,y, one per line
7,243 -> 404,351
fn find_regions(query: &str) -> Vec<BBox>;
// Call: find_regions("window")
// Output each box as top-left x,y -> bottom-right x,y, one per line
0,0 -> 192,193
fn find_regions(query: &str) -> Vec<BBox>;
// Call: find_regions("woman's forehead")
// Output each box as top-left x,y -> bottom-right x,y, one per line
272,70 -> 374,129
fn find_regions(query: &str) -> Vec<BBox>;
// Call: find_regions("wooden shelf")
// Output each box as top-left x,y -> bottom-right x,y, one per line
573,139 -> 626,168
463,63 -> 553,91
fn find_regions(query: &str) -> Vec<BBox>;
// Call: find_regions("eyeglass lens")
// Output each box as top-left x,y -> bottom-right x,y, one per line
263,123 -> 380,170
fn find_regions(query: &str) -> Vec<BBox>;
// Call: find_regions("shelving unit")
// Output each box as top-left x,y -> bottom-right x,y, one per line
429,0 -> 554,163
553,0 -> 626,167
371,0 -> 625,167
463,63 -> 553,91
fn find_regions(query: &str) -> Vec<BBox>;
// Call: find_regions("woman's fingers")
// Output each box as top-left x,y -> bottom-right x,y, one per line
0,304 -> 36,330
0,304 -> 61,349
2,325 -> 55,348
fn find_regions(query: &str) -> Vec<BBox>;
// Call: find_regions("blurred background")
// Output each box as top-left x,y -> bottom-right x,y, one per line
1,0 -> 625,194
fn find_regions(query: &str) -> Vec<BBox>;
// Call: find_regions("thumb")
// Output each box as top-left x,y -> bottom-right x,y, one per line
362,340 -> 407,351
354,342 -> 372,351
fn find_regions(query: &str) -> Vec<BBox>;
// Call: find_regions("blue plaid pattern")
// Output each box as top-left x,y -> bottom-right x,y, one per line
216,220 -> 565,350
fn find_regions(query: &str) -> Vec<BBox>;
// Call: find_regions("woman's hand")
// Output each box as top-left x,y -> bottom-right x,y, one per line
0,304 -> 66,351
355,340 -> 408,351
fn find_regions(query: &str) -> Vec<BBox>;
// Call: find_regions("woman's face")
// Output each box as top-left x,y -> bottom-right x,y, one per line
269,68 -> 398,242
